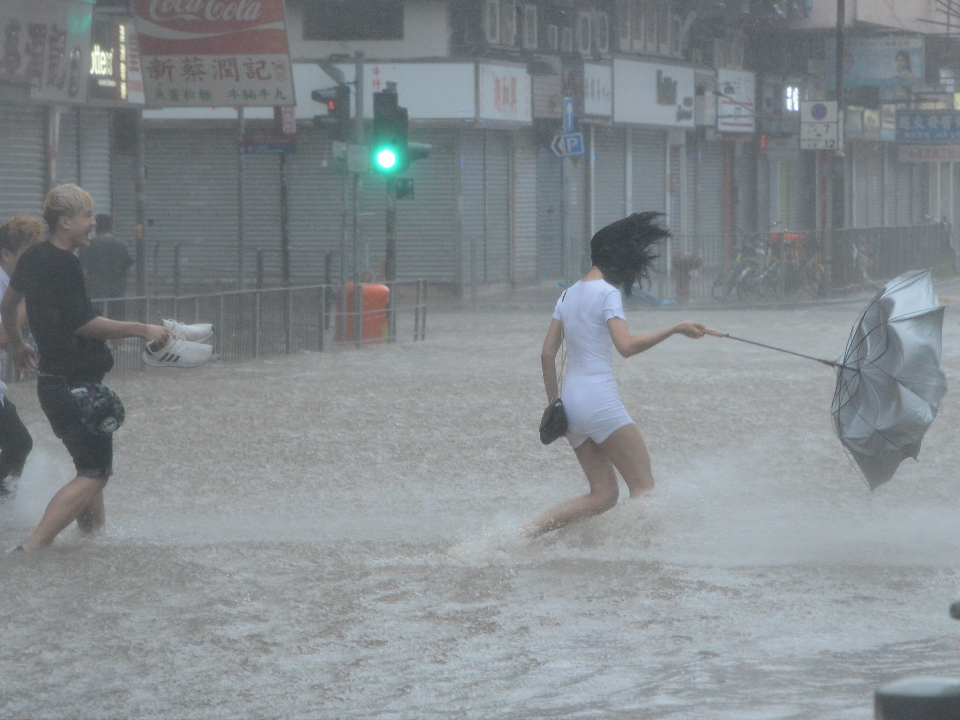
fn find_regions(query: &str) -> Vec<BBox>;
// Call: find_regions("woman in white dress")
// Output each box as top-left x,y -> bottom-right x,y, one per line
522,213 -> 706,538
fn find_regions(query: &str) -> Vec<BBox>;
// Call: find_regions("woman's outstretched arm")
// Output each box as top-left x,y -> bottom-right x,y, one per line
541,318 -> 563,401
606,318 -> 705,358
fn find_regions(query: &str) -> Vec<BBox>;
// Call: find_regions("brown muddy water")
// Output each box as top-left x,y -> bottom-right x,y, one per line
1,304 -> 959,719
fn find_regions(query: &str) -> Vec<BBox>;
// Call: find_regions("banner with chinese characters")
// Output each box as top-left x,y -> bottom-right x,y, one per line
1,0 -> 93,104
896,112 -> 960,144
478,64 -> 532,124
133,0 -> 295,107
583,63 -> 612,117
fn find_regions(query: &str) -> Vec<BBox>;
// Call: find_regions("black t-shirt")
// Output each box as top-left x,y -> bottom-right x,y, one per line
11,241 -> 113,382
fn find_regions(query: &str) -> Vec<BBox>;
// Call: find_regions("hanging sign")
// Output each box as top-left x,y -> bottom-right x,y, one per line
0,0 -> 93,104
716,69 -> 755,133
133,0 -> 296,107
87,20 -> 145,106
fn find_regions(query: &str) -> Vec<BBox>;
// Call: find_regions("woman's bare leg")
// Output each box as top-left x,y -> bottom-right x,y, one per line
20,475 -> 107,550
521,439 -> 620,538
600,423 -> 654,498
76,487 -> 105,535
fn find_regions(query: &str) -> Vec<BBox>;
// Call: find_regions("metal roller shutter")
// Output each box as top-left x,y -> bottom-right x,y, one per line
593,126 -> 626,234
143,126 -> 239,284
536,146 -> 562,280
58,108 -> 112,215
0,104 -> 47,222
695,140 -> 724,237
484,130 -> 511,283
632,128 -> 665,216
563,150 -> 589,278
512,129 -> 537,285
459,129 -> 485,287
286,126 -> 350,284
395,128 -> 458,282
242,151 -> 282,280
853,141 -> 883,228
111,147 -> 136,261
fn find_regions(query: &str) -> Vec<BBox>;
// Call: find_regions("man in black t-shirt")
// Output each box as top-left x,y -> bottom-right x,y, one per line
1,184 -> 168,551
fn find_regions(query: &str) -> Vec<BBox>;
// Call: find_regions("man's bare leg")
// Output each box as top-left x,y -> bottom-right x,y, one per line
600,424 -> 654,498
520,439 -> 620,538
20,475 -> 107,550
76,487 -> 105,535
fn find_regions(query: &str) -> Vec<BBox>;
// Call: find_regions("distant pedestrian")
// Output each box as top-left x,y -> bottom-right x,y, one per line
0,185 -> 174,551
0,217 -> 40,497
80,214 -> 132,301
521,213 -> 706,538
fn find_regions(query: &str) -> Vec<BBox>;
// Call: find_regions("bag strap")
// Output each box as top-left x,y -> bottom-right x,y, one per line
555,292 -> 568,400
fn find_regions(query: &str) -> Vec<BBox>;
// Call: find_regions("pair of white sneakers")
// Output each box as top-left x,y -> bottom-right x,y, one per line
142,319 -> 215,368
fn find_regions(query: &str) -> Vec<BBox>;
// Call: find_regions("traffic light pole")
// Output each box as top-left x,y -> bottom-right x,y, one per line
385,176 -> 397,342
351,52 -> 364,348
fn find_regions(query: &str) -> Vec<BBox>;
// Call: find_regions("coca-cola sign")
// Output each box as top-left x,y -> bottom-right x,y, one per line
133,0 -> 294,107
147,0 -> 263,24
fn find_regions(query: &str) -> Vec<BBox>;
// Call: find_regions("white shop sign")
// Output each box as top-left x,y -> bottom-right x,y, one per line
478,63 -> 532,123
613,59 -> 695,128
716,69 -> 755,133
583,63 -> 612,117
327,63 -> 476,121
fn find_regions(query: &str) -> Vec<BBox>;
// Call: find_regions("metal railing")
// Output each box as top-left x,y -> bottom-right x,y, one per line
1,281 -> 428,383
649,224 -> 955,304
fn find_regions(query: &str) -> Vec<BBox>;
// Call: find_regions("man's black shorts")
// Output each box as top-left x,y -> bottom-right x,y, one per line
37,376 -> 113,479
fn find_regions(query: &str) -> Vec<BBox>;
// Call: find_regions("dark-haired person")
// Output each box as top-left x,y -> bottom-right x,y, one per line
521,213 -> 706,538
79,214 -> 132,320
0,217 -> 42,497
1,184 -> 174,551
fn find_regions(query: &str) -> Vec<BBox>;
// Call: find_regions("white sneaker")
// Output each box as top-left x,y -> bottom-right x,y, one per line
142,335 -> 214,368
162,319 -> 214,342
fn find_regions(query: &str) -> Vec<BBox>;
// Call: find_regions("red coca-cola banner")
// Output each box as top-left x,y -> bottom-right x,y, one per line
133,0 -> 295,107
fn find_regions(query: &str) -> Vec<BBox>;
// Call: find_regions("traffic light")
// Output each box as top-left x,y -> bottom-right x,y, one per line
372,89 -> 408,174
312,85 -> 351,141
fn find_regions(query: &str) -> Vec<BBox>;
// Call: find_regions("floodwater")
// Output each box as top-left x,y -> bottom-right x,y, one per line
2,301 -> 959,719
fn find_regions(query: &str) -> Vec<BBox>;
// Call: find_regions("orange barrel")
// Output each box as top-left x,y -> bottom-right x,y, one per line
336,283 -> 390,342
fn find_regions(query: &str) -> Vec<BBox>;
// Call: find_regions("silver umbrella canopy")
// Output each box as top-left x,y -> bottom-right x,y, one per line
832,269 -> 947,490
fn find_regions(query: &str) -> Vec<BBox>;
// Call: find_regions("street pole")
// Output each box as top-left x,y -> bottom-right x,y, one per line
352,52 -> 364,347
237,106 -> 246,290
134,108 -> 147,297
829,0 -> 846,293
279,152 -> 290,286
385,176 -> 397,342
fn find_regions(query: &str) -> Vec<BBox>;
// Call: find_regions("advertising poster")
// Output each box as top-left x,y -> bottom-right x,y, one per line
87,19 -> 145,106
133,0 -> 295,107
716,69 -> 755,133
0,0 -> 93,104
825,37 -> 923,88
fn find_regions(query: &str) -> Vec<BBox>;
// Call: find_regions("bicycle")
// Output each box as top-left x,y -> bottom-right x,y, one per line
711,242 -> 764,301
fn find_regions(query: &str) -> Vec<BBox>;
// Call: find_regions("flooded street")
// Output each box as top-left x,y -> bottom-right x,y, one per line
2,302 -> 959,719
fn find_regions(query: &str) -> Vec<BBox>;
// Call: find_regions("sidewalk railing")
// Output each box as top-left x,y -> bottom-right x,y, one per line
651,224 -> 954,303
2,281 -> 428,382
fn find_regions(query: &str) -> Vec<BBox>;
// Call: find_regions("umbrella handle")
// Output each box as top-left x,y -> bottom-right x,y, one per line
704,329 -> 727,338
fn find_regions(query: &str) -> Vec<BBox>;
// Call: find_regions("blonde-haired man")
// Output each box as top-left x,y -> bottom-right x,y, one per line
0,216 -> 43,496
0,185 -> 171,550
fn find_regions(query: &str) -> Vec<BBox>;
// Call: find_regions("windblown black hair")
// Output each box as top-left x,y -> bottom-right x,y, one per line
590,211 -> 668,297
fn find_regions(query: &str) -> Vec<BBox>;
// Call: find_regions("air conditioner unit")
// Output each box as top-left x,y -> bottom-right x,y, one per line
484,0 -> 500,45
595,11 -> 610,55
547,24 -> 559,52
560,26 -> 574,53
501,0 -> 518,47
616,0 -> 631,52
522,4 -> 538,50
576,11 -> 592,56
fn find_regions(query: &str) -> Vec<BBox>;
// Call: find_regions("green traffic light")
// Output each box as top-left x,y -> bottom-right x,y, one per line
376,148 -> 398,170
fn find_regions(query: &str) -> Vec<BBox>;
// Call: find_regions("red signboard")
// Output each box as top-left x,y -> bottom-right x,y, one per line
133,0 -> 295,107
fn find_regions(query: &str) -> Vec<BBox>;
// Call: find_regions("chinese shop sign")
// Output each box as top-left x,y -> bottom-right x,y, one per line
478,63 -> 531,123
1,0 -> 93,104
896,112 -> 960,144
133,0 -> 295,107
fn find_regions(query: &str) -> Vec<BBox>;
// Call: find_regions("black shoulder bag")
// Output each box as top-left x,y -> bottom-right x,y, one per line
539,326 -> 568,445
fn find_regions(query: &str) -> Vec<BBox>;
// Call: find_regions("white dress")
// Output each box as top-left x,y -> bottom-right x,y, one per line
552,279 -> 634,448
